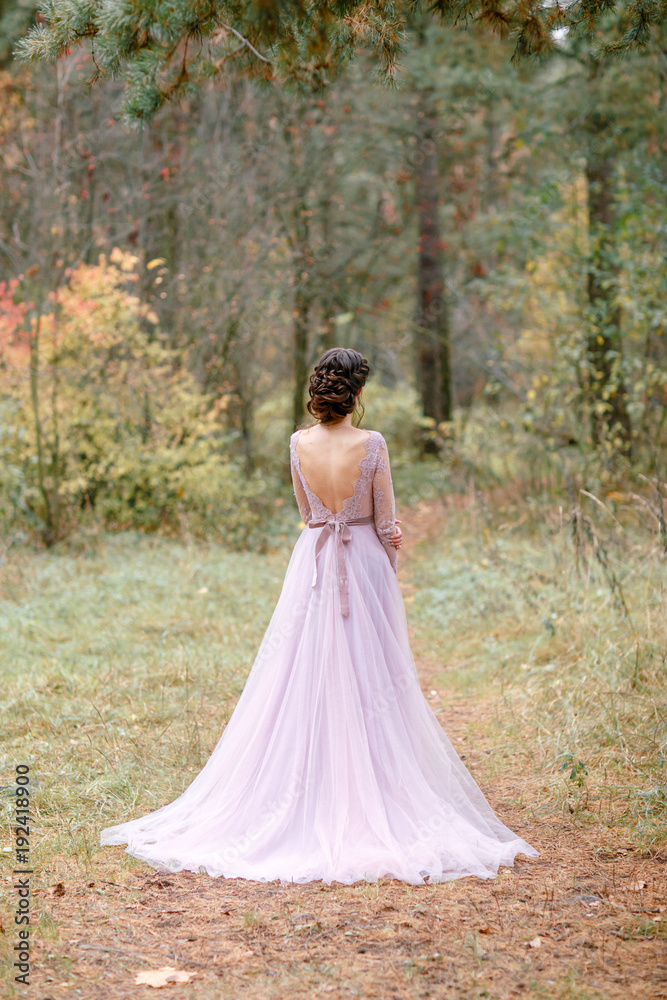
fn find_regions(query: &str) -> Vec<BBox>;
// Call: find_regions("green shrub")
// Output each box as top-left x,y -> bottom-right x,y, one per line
0,251 -> 273,547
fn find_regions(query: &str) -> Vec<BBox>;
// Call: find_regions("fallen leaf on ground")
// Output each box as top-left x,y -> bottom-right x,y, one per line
134,967 -> 197,988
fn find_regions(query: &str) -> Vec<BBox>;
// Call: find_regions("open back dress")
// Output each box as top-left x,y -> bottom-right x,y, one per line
100,428 -> 538,884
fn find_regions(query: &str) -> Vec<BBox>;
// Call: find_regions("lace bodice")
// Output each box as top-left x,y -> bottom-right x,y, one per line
290,428 -> 397,571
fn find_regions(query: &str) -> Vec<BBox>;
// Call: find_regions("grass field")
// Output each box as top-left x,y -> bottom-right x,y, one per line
1,485 -> 666,999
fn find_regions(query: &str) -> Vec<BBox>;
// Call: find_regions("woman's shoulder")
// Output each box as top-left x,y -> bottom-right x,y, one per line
365,428 -> 388,448
290,426 -> 387,446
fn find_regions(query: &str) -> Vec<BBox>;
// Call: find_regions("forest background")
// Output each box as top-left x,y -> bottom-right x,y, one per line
1,1 -> 666,547
1,2 -> 667,998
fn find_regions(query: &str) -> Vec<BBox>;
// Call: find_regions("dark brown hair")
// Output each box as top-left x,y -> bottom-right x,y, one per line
306,348 -> 370,425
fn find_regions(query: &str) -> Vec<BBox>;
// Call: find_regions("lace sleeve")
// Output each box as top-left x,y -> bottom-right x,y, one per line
290,434 -> 311,524
372,434 -> 398,572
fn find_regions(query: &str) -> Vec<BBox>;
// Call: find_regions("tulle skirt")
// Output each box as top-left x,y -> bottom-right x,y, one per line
100,521 -> 538,884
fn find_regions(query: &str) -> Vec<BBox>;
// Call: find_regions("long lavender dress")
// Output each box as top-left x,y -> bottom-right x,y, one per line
100,429 -> 538,884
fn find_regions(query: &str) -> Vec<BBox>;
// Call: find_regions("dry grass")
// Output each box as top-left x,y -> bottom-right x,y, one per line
404,486 -> 667,854
1,485 -> 666,999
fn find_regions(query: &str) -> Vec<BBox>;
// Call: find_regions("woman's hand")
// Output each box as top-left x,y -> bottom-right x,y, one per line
389,519 -> 403,550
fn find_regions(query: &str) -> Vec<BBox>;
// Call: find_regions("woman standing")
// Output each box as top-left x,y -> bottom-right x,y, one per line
101,347 -> 538,884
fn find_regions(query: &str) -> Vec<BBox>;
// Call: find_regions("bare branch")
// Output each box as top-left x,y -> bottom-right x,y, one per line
216,23 -> 271,64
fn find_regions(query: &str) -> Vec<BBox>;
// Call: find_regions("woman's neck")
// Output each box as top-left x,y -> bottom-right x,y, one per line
321,414 -> 354,430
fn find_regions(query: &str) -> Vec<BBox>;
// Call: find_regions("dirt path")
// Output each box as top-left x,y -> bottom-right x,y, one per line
31,504 -> 666,1000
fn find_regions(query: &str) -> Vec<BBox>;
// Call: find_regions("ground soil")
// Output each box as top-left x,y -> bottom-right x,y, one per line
24,503 -> 667,1000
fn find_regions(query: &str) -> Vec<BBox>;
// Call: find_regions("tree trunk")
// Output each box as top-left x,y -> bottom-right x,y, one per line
583,81 -> 632,456
318,168 -> 337,353
139,120 -> 181,339
28,312 -> 58,545
292,223 -> 311,429
232,353 -> 256,474
285,110 -> 312,431
414,87 -> 451,453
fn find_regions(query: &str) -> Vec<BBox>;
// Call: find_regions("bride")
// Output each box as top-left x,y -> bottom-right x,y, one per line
101,347 -> 538,885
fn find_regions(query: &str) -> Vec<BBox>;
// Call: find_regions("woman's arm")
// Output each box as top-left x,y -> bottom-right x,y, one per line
290,438 -> 312,524
372,435 -> 401,571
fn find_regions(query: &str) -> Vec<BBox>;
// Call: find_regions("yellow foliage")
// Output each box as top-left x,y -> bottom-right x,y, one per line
0,254 -> 266,544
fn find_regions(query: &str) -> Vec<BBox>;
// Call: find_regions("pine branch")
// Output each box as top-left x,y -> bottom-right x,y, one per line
13,0 -> 667,124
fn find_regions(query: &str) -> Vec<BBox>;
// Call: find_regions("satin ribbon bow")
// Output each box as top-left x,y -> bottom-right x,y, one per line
308,514 -> 374,617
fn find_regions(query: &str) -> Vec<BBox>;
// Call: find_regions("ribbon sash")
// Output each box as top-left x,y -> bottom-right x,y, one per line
308,514 -> 374,617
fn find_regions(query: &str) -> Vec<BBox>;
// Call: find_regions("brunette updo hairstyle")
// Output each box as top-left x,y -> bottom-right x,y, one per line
307,348 -> 370,425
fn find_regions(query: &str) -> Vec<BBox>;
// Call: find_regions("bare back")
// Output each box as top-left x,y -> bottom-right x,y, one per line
294,425 -> 371,516
290,425 -> 397,570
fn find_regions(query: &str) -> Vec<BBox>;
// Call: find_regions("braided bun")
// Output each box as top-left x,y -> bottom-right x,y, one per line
307,348 -> 370,425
